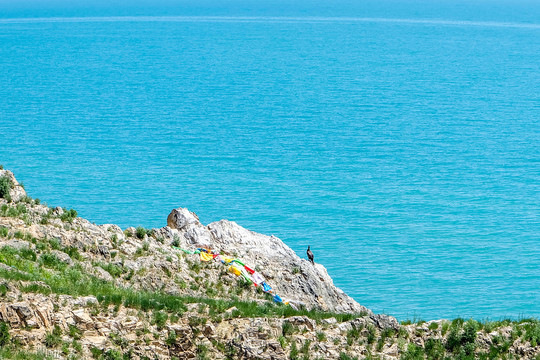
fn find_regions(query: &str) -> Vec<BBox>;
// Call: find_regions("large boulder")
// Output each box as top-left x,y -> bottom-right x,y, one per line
167,208 -> 201,230
167,207 -> 214,247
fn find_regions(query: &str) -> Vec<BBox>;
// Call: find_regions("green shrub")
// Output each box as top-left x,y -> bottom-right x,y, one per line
63,246 -> 82,260
20,248 -> 37,262
142,241 -> 149,251
338,353 -> 358,360
0,204 -> 26,218
366,324 -> 377,344
401,343 -> 424,360
0,177 -> 12,202
110,233 -> 118,246
0,322 -> 10,347
524,321 -> 540,347
316,331 -> 326,342
346,327 -> 360,345
68,324 -> 82,340
425,338 -> 445,359
49,238 -> 61,250
289,341 -> 298,360
441,321 -> 450,336
44,325 -> 62,348
22,283 -> 52,295
20,196 -> 33,204
152,310 -> 168,329
189,261 -> 201,273
90,347 -> 102,359
445,319 -> 478,356
60,208 -> 78,223
72,339 -> 82,353
102,349 -> 123,360
99,263 -> 124,277
196,344 -> 209,360
0,227 -> 8,238
377,328 -> 396,351
300,339 -> 311,357
166,330 -> 177,346
135,226 -> 151,240
282,321 -> 296,336
40,253 -> 67,271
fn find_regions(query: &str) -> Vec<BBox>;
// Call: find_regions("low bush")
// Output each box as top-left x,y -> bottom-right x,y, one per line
102,349 -> 123,360
524,321 -> 540,347
63,246 -> 82,261
446,319 -> 478,356
0,321 -> 10,347
166,330 -> 177,346
0,204 -> 27,218
0,177 -> 12,202
135,226 -> 151,240
401,343 -> 424,360
99,263 -> 124,277
20,248 -> 37,262
59,208 -> 77,223
338,353 -> 358,360
44,325 -> 62,348
282,321 -> 298,336
40,253 -> 67,271
152,310 -> 168,329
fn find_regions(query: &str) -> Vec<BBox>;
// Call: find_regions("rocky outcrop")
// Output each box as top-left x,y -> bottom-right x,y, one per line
167,207 -> 369,315
1,168 -> 539,360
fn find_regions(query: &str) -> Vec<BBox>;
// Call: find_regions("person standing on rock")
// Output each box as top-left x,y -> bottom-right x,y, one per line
307,246 -> 314,264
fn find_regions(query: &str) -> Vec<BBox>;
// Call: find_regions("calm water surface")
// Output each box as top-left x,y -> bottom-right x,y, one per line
0,13 -> 539,320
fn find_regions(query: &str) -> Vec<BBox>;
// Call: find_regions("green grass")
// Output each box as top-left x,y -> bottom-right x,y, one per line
0,226 -> 9,238
339,353 -> 359,360
0,245 -> 365,323
1,232 -> 537,360
0,321 -> 10,347
1,203 -> 27,218
401,343 -> 424,360
97,262 -> 124,277
0,348 -> 55,360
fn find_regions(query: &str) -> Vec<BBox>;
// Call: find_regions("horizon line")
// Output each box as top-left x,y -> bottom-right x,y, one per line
0,15 -> 539,29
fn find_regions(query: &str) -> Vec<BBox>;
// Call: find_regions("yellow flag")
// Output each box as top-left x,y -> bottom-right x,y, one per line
200,252 -> 214,262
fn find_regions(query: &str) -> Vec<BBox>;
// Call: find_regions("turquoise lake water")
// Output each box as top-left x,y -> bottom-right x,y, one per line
0,1 -> 539,320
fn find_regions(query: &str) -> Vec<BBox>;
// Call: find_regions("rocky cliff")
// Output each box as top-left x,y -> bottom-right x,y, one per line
0,167 -> 538,360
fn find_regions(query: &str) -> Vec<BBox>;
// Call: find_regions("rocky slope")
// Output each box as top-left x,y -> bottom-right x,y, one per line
0,167 -> 539,360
